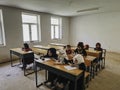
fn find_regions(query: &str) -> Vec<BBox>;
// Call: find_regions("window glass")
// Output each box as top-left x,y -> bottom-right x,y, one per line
51,17 -> 62,39
31,25 -> 38,41
22,14 -> 37,23
23,24 -> 30,42
22,13 -> 41,42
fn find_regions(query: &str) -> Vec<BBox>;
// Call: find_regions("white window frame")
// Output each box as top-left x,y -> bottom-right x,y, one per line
0,9 -> 6,47
51,17 -> 62,40
22,12 -> 41,43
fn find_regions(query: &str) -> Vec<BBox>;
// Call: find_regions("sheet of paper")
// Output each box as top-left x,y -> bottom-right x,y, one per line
35,59 -> 44,63
44,58 -> 51,61
28,51 -> 33,53
35,58 -> 51,63
64,65 -> 77,70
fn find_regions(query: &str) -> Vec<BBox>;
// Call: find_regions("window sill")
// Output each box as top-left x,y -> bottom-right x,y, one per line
0,44 -> 6,47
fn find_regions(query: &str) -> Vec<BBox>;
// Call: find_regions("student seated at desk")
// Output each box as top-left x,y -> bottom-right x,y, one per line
84,44 -> 89,50
72,54 -> 86,70
43,48 -> 58,87
44,48 -> 58,60
59,46 -> 66,55
94,42 -> 103,60
66,45 -> 73,55
58,46 -> 67,63
70,54 -> 86,90
94,42 -> 103,71
94,42 -> 102,51
55,54 -> 86,90
21,43 -> 34,69
22,43 -> 32,52
64,45 -> 74,64
74,42 -> 87,57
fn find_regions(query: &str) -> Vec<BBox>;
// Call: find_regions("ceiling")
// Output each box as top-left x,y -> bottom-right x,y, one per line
0,0 -> 120,16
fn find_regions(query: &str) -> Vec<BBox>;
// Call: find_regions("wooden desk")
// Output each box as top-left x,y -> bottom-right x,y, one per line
50,43 -> 66,46
33,45 -> 50,50
86,50 -> 101,57
66,54 -> 96,66
49,45 -> 63,50
34,44 -> 66,51
84,56 -> 96,79
67,54 -> 96,79
49,43 -> 67,50
32,47 -> 47,55
35,60 -> 84,90
70,47 -> 101,57
85,56 -> 96,66
10,48 -> 34,76
86,50 -> 102,79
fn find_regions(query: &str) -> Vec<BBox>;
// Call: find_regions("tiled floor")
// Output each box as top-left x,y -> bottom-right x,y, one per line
0,52 -> 120,90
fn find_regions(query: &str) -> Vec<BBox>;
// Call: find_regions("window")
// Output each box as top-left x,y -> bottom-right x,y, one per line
51,17 -> 62,39
0,9 -> 6,46
22,13 -> 41,42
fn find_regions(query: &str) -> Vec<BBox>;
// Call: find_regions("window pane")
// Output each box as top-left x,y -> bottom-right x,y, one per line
22,13 -> 41,42
22,14 -> 37,23
51,18 -> 59,25
51,25 -> 54,39
51,17 -> 62,40
23,24 -> 30,42
31,25 -> 38,41
55,26 -> 59,39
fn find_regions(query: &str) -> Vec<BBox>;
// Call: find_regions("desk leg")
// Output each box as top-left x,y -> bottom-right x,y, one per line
45,70 -> 47,81
23,59 -> 26,76
10,51 -> 13,67
91,62 -> 93,79
10,50 -> 22,67
74,80 -> 77,90
103,58 -> 105,68
35,63 -> 38,87
24,67 -> 26,76
76,71 -> 85,90
35,64 -> 49,87
35,63 -> 44,87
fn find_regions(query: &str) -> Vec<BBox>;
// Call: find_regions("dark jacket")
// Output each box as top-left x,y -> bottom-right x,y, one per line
74,48 -> 87,57
44,48 -> 58,60
66,49 -> 73,55
94,47 -> 103,59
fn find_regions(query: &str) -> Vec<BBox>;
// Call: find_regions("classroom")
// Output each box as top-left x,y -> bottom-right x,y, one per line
0,0 -> 120,90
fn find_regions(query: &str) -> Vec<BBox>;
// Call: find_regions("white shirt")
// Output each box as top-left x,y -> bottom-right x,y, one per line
73,54 -> 84,64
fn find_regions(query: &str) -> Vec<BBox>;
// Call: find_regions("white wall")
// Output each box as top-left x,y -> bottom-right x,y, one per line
70,12 -> 120,53
0,6 -> 69,63
40,14 -> 69,45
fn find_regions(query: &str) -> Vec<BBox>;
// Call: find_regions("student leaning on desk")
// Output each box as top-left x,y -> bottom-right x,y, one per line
72,54 -> 86,70
42,46 -> 86,90
58,44 -> 86,69
42,48 -> 71,89
42,48 -> 58,88
54,53 -> 86,90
